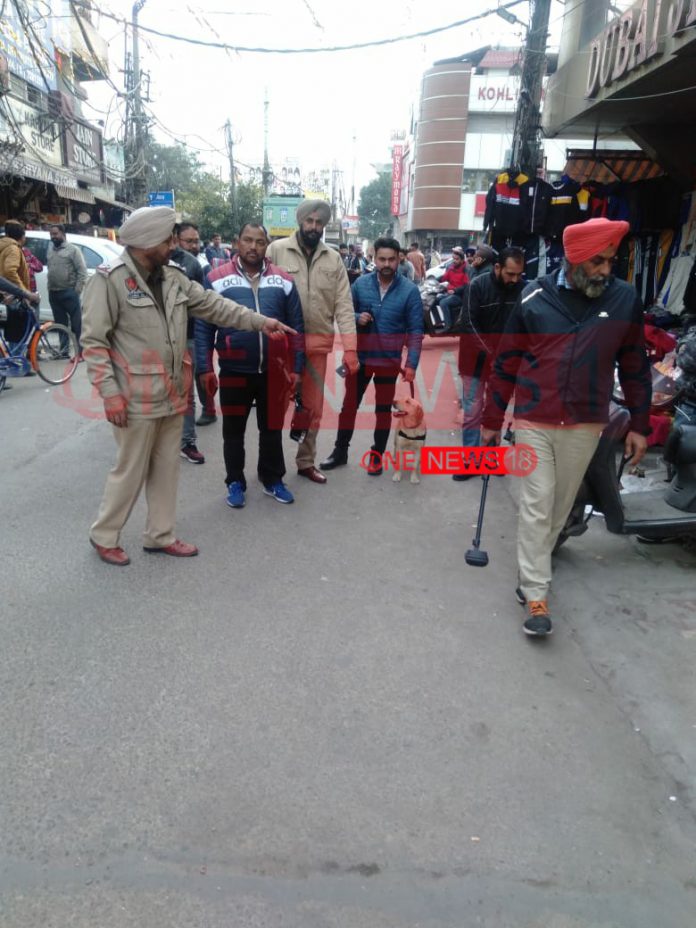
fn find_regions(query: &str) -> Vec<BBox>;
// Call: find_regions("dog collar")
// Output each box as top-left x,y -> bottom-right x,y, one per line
398,430 -> 426,441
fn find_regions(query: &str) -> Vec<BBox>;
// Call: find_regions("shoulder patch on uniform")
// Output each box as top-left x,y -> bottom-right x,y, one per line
167,260 -> 187,274
96,256 -> 125,277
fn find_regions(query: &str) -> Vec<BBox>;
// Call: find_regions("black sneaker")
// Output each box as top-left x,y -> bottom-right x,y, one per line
452,473 -> 474,482
523,601 -> 553,637
196,412 -> 217,426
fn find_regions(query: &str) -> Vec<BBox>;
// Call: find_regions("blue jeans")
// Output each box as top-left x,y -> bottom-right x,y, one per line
439,294 -> 461,329
48,289 -> 81,353
182,338 -> 197,447
461,372 -> 485,447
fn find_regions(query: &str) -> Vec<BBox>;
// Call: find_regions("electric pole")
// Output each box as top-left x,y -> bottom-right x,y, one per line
511,0 -> 552,176
262,89 -> 272,197
224,119 -> 237,226
124,0 -> 149,206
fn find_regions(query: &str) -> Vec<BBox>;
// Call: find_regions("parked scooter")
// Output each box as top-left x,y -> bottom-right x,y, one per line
420,265 -> 463,336
557,351 -> 696,548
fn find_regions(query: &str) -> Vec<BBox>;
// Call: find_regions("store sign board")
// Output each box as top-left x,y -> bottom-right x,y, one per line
64,119 -> 103,183
0,148 -> 75,187
468,76 -> 519,113
0,2 -> 56,90
0,96 -> 63,167
586,0 -> 696,97
391,145 -> 403,216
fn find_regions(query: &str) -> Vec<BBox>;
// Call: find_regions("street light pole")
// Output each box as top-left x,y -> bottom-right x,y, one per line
224,119 -> 237,225
511,0 -> 552,176
128,0 -> 148,206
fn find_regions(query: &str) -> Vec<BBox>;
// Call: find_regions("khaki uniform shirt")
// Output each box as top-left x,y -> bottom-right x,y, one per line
266,232 -> 356,355
81,249 -> 266,419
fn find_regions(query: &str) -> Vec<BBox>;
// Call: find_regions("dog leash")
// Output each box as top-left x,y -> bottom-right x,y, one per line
399,368 -> 415,399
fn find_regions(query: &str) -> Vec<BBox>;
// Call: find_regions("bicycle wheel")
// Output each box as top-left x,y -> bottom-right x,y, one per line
31,324 -> 79,385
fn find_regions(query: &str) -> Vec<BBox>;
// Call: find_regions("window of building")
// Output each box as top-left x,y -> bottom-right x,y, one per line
461,169 -> 496,193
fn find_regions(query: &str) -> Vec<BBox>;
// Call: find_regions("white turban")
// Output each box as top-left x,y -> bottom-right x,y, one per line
118,206 -> 177,248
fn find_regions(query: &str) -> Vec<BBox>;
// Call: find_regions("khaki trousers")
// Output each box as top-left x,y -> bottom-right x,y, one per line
516,424 -> 602,602
90,414 -> 183,549
296,351 -> 328,470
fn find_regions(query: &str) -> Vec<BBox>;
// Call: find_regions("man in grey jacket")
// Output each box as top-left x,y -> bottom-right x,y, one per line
47,224 -> 87,355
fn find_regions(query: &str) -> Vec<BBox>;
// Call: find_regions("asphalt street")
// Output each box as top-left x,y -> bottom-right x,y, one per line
2,360 -> 696,928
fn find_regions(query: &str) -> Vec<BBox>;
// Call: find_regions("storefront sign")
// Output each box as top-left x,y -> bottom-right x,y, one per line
586,0 -> 696,97
0,1 -> 56,90
0,148 -> 76,187
391,145 -> 403,216
342,215 -> 360,235
0,96 -> 63,167
469,76 -> 519,113
64,118 -> 103,183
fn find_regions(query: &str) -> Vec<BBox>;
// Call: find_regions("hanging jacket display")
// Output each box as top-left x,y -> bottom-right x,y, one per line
524,178 -> 554,234
483,170 -> 530,237
542,176 -> 582,238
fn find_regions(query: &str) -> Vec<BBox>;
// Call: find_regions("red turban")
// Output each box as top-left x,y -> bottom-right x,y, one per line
562,218 -> 630,264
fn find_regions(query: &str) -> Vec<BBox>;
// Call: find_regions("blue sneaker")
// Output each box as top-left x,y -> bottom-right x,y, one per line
263,481 -> 294,504
226,481 -> 246,508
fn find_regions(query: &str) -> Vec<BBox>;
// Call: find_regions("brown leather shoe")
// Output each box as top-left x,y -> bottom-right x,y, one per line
298,466 -> 327,484
90,538 -> 130,566
143,539 -> 199,557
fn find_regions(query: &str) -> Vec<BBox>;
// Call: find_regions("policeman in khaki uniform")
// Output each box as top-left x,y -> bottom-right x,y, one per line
81,206 -> 295,567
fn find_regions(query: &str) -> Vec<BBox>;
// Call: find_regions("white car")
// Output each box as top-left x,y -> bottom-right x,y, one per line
22,232 -> 122,321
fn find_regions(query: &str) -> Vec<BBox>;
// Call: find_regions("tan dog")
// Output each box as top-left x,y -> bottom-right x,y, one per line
392,395 -> 427,484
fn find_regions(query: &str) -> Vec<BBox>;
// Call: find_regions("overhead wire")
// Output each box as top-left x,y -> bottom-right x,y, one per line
70,0 -> 529,55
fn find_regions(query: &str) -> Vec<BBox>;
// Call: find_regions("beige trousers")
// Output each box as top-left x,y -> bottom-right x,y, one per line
90,414 -> 183,549
296,351 -> 328,470
516,424 -> 602,602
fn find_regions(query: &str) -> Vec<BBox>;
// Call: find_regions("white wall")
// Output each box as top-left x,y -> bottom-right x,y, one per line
458,193 -> 484,232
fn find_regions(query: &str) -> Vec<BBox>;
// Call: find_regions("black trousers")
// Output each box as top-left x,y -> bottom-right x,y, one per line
48,289 -> 81,352
335,363 -> 400,454
220,372 -> 286,487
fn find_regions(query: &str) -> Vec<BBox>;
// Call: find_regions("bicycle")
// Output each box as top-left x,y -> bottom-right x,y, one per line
0,299 -> 79,392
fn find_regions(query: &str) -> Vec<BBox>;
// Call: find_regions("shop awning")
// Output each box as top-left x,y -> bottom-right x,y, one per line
563,150 -> 665,185
55,185 -> 96,204
91,188 -> 132,211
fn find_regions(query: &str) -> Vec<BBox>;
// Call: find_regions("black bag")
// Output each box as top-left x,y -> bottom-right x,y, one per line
289,392 -> 312,442
4,299 -> 30,342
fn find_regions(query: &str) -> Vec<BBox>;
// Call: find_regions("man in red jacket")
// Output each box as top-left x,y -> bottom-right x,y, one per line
438,246 -> 470,328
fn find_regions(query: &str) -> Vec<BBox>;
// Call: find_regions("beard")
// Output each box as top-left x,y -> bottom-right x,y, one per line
569,263 -> 608,299
299,228 -> 321,249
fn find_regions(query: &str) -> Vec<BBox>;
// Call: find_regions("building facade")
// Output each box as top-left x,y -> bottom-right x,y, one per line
0,0 -> 127,232
397,46 -> 632,251
543,0 -> 696,186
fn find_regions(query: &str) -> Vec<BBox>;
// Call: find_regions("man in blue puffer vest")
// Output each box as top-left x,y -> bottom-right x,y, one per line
195,222 -> 305,508
320,236 -> 424,476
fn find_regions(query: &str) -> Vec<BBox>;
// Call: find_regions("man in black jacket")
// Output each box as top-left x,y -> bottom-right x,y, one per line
453,247 -> 525,481
481,219 -> 652,638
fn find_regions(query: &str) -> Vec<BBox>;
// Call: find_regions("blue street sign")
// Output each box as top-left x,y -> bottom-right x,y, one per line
147,190 -> 175,208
